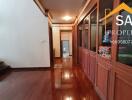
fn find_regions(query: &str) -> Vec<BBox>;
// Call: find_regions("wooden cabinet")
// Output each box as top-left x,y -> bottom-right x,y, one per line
72,0 -> 132,100
95,56 -> 111,100
89,51 -> 96,84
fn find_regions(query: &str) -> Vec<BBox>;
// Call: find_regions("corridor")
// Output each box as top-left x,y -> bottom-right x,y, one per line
0,0 -> 132,100
0,58 -> 100,100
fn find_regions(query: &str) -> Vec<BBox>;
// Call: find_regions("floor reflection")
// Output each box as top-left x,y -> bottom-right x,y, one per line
52,58 -> 100,100
0,57 -> 100,100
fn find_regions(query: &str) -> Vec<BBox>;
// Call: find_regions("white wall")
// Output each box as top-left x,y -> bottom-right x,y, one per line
0,0 -> 50,68
52,26 -> 72,57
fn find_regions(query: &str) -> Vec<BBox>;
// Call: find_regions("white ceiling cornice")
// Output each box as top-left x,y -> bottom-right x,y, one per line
34,0 -> 47,16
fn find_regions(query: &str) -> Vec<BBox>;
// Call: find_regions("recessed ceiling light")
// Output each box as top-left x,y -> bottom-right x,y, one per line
63,16 -> 72,21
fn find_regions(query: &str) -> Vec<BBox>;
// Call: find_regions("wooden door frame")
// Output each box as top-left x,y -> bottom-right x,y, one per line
61,40 -> 70,57
48,24 -> 54,67
60,30 -> 72,58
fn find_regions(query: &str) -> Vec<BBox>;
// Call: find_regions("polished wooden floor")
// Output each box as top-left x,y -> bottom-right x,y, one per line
0,58 -> 100,100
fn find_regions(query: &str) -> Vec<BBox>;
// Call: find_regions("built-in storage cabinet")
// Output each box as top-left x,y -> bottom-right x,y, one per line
77,5 -> 97,84
117,0 -> 132,66
95,3 -> 113,97
95,1 -> 114,99
74,0 -> 132,100
111,1 -> 132,99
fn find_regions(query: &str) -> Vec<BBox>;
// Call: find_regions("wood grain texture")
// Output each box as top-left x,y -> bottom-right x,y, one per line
0,58 -> 100,100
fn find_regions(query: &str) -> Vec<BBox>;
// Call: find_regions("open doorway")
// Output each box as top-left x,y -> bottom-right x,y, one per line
61,40 -> 70,58
60,30 -> 72,58
52,29 -> 72,66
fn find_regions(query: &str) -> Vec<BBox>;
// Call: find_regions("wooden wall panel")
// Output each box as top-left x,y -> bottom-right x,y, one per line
82,50 -> 85,71
73,0 -> 132,100
79,49 -> 95,84
79,49 -> 97,85
86,52 -> 90,79
95,56 -> 111,100
72,25 -> 78,65
84,50 -> 88,74
110,64 -> 132,100
98,64 -> 107,94
79,47 -> 83,66
114,75 -> 132,100
89,52 -> 96,84
96,63 -> 109,100
82,49 -> 87,74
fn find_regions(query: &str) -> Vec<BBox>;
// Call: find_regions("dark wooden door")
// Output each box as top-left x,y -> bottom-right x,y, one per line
49,25 -> 54,66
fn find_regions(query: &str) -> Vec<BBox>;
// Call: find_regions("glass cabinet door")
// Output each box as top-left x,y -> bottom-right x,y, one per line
84,16 -> 89,49
117,0 -> 132,66
90,8 -> 97,52
98,0 -> 114,59
78,23 -> 83,47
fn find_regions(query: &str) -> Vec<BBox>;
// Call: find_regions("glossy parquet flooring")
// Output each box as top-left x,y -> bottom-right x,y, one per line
0,58 -> 100,100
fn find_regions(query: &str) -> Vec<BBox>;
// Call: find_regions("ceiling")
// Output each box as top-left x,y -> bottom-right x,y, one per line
39,0 -> 87,24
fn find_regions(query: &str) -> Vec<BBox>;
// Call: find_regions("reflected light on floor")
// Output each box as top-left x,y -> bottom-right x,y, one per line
64,96 -> 73,100
83,97 -> 86,100
64,72 -> 70,80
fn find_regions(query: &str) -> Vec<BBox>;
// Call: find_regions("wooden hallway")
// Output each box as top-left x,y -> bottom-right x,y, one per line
0,58 -> 100,100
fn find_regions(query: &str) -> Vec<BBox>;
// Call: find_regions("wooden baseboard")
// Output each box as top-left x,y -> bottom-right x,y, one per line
54,57 -> 61,59
11,67 -> 52,72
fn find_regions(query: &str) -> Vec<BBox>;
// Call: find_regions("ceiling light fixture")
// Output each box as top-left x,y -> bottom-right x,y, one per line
63,16 -> 72,21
